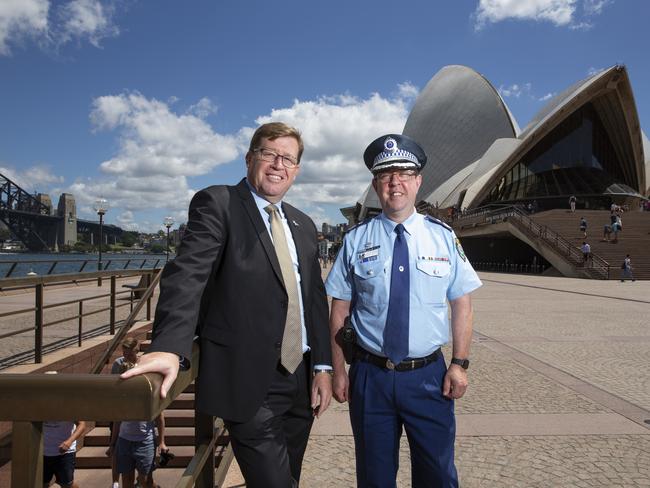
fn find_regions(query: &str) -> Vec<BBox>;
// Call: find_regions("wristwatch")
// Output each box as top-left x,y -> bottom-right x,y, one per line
313,368 -> 334,377
450,357 -> 470,369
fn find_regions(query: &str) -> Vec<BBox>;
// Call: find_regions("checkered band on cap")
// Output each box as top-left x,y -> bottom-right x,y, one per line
371,149 -> 420,172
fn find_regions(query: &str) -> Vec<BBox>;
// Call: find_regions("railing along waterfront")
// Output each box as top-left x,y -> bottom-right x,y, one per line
0,257 -> 163,278
0,268 -> 159,368
0,270 -> 234,487
453,205 -> 611,279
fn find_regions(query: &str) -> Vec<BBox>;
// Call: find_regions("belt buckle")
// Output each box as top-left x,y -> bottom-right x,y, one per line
385,359 -> 395,370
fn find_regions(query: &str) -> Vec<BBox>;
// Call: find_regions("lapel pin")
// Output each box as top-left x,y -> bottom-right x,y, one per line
292,220 -> 299,226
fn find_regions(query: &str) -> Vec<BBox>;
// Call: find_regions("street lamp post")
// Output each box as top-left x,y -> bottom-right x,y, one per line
164,216 -> 174,262
94,198 -> 109,286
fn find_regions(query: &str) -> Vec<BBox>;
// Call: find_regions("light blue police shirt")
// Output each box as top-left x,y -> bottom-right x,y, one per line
325,210 -> 482,359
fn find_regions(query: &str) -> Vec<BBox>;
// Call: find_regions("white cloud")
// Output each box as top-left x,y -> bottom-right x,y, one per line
0,0 -> 49,55
57,92 -> 240,226
63,174 -> 197,223
0,163 -> 64,191
253,87 -> 418,210
499,82 -> 556,103
57,0 -> 118,48
397,82 -> 419,100
60,84 -> 416,230
90,92 -> 239,178
472,0 -> 611,30
187,97 -> 218,119
583,0 -> 612,15
498,82 -> 532,98
0,0 -> 119,56
587,66 -> 605,76
474,0 -> 577,29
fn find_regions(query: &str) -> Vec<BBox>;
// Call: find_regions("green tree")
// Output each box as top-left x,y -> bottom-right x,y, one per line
120,231 -> 139,247
149,243 -> 165,254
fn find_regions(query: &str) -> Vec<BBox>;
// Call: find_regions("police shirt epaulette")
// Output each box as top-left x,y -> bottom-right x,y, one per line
346,216 -> 373,232
425,215 -> 452,231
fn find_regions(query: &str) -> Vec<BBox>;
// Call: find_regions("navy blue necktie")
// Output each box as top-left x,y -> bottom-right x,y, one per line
384,223 -> 409,364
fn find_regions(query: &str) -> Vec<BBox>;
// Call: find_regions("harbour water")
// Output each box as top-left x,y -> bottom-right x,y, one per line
0,252 -> 171,278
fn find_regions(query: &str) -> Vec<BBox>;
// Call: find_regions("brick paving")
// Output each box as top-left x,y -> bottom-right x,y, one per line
266,272 -> 650,487
3,271 -> 650,486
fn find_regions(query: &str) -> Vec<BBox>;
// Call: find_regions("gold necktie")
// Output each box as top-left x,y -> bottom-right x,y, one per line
265,204 -> 303,373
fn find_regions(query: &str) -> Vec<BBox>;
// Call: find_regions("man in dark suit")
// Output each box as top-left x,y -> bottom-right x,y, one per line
123,122 -> 332,487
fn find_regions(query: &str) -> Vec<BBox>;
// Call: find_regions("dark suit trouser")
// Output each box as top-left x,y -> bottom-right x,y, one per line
225,359 -> 313,488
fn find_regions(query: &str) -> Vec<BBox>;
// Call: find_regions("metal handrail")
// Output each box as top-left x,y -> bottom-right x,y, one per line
0,269 -> 159,367
0,257 -> 163,278
453,205 -> 610,279
89,269 -> 161,374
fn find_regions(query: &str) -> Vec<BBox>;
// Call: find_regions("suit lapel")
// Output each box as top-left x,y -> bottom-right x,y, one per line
235,180 -> 284,286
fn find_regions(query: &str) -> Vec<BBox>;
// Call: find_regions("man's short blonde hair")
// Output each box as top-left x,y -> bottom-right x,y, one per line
248,122 -> 304,162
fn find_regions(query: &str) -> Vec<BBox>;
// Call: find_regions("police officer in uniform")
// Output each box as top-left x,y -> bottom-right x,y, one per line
326,134 -> 482,487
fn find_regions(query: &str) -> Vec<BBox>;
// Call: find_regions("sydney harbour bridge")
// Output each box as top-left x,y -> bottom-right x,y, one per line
0,171 -> 123,251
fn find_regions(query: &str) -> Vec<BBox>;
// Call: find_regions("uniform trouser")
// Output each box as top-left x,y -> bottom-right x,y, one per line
349,354 -> 458,488
225,360 -> 313,488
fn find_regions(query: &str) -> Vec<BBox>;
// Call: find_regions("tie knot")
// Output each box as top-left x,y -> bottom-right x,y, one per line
394,223 -> 405,236
265,204 -> 279,216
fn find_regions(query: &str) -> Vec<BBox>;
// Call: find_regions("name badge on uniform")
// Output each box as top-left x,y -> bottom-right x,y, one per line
358,245 -> 379,263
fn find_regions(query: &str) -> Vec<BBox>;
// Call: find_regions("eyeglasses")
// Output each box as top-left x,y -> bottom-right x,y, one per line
375,170 -> 418,183
254,147 -> 299,169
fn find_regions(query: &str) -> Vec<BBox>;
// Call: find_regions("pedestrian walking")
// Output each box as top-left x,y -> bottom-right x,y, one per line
621,254 -> 635,282
579,217 -> 587,238
569,195 -> 576,212
602,224 -> 612,242
581,241 -> 591,266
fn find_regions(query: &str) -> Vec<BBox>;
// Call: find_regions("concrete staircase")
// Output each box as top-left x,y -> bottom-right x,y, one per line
76,334 -> 232,480
530,209 -> 650,280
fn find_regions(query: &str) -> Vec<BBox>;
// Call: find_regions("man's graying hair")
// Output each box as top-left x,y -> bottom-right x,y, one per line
249,122 -> 304,162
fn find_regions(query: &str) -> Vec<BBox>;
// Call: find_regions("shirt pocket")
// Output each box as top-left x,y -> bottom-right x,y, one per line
352,260 -> 385,305
415,260 -> 450,304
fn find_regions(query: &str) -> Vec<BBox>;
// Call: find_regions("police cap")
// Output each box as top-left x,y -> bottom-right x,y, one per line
363,134 -> 427,174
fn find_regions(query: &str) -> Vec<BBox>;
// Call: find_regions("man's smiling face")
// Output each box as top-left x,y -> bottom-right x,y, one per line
246,136 -> 300,203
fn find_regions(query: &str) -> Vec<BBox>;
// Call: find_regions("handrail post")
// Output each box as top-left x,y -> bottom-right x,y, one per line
78,301 -> 83,347
35,284 -> 43,364
11,421 -> 43,488
6,261 -> 17,277
146,273 -> 152,320
195,385 -> 216,488
110,275 -> 116,335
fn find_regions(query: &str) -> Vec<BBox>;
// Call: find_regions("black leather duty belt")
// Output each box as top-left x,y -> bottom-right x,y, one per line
354,346 -> 440,371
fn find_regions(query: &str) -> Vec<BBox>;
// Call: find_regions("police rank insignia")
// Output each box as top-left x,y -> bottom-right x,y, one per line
455,238 -> 466,262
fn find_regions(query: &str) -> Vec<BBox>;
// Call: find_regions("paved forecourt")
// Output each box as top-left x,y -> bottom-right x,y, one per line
224,271 -> 650,487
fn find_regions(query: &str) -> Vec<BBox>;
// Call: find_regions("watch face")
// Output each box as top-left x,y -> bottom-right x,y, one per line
452,358 -> 469,369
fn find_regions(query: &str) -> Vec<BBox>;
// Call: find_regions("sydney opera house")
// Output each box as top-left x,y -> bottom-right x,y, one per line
342,64 -> 649,277
349,64 -> 648,220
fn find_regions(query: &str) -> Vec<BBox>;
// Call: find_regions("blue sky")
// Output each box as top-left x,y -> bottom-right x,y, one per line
1,0 -> 648,232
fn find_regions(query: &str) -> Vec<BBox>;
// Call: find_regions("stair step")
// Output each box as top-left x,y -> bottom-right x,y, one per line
84,427 -> 197,446
77,445 -> 196,468
76,436 -> 230,469
95,409 -> 196,428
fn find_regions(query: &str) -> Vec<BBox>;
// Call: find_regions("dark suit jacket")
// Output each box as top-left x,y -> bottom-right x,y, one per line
148,179 -> 331,422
